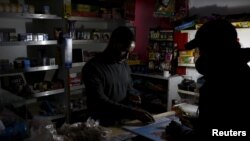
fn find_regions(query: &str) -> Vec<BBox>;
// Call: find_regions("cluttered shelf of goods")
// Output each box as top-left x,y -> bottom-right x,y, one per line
64,0 -> 135,21
178,49 -> 197,67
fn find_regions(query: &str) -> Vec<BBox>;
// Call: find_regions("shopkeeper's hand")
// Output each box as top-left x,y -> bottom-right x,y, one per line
133,108 -> 155,124
172,106 -> 197,129
128,95 -> 141,104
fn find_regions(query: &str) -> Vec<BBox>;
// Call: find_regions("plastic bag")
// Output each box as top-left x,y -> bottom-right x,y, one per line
24,120 -> 62,141
57,117 -> 112,141
26,117 -> 112,141
0,108 -> 30,141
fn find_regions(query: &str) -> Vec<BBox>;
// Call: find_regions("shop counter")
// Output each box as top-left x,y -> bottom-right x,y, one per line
107,111 -> 177,141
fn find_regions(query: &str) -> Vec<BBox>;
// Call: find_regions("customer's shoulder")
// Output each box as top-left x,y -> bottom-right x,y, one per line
85,59 -> 96,66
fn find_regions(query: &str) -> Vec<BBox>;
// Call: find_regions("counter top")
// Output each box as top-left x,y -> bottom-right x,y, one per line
107,111 -> 176,140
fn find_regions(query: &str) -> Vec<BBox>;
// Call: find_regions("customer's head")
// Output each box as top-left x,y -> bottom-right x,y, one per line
185,19 -> 240,56
105,26 -> 135,61
185,19 -> 241,75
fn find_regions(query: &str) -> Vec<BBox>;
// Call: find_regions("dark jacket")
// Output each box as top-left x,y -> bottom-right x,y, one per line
167,19 -> 250,140
82,52 -> 138,126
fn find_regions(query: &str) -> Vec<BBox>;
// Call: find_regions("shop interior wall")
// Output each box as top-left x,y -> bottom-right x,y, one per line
134,0 -> 160,62
189,0 -> 250,16
133,0 -> 250,63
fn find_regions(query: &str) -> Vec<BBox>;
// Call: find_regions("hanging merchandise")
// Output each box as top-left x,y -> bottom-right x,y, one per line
154,0 -> 189,19
174,0 -> 189,21
154,0 -> 175,17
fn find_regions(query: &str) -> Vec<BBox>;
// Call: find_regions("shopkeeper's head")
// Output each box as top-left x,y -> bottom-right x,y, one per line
185,19 -> 241,75
105,26 -> 135,62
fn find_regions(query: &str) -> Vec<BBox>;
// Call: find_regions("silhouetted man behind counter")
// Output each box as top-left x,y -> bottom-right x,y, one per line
82,26 -> 155,126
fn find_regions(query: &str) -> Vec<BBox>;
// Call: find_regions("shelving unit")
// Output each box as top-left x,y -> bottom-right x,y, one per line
0,1 -> 135,130
0,2 -> 66,128
147,29 -> 175,74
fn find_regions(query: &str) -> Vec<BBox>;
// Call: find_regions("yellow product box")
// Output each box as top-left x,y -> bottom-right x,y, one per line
231,21 -> 250,28
127,60 -> 141,65
77,4 -> 91,12
195,24 -> 203,29
64,0 -> 72,17
179,50 -> 194,56
197,21 -> 250,29
148,52 -> 156,60
178,56 -> 194,64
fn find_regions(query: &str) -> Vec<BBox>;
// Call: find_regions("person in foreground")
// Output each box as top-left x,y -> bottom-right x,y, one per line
82,26 -> 155,126
166,19 -> 249,140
